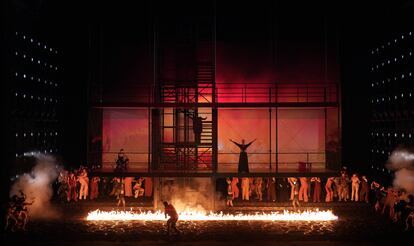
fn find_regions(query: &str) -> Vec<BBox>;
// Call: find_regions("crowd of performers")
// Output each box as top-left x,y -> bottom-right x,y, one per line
223,167 -> 414,230
55,166 -> 153,206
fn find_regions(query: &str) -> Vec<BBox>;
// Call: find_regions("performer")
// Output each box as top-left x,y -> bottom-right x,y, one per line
359,175 -> 369,203
192,113 -> 207,145
325,177 -> 334,202
231,177 -> 239,199
163,201 -> 180,235
266,177 -> 277,202
288,177 -> 296,201
78,168 -> 89,200
115,149 -> 129,171
241,177 -> 250,200
133,178 -> 145,198
144,177 -> 153,197
229,139 -> 256,173
89,176 -> 100,200
311,177 -> 321,202
67,172 -> 78,202
124,177 -> 134,197
298,177 -> 309,202
292,179 -> 300,209
226,178 -> 234,207
255,177 -> 263,201
351,173 -> 361,201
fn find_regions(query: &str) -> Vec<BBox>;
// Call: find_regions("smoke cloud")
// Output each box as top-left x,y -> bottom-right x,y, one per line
10,153 -> 62,219
161,178 -> 222,212
387,148 -> 414,195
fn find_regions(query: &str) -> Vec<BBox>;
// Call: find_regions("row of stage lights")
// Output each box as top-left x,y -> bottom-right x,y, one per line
14,91 -> 58,103
15,32 -> 59,55
371,31 -> 412,55
15,51 -> 58,71
371,132 -> 412,138
371,50 -> 413,71
16,131 -> 58,138
15,149 -> 59,158
371,91 -> 413,103
15,72 -> 58,87
371,72 -> 412,87
370,164 -> 390,173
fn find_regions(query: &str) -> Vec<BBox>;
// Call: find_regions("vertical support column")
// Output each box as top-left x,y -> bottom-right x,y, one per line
212,107 -> 218,173
151,109 -> 160,170
269,107 -> 272,170
275,107 -> 278,173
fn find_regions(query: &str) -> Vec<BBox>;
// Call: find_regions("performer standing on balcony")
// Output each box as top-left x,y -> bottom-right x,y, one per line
229,139 -> 256,173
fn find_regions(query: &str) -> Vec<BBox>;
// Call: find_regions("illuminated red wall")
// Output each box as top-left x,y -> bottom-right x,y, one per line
102,109 -> 148,168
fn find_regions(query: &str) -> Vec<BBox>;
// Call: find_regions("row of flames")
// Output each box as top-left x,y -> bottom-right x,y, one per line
86,209 -> 338,221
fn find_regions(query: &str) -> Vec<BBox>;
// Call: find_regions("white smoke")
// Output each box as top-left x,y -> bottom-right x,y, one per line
10,153 -> 62,219
387,148 -> 414,195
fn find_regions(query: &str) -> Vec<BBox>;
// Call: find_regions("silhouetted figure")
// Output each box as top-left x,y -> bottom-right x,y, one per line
192,114 -> 207,145
229,139 -> 256,173
163,201 -> 180,235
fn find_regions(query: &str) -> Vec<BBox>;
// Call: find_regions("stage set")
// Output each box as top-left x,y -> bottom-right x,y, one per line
86,11 -> 341,210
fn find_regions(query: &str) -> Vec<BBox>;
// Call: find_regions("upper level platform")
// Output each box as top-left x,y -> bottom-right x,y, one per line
91,82 -> 339,108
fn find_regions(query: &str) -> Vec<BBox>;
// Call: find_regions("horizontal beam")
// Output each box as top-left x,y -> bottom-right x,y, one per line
90,170 -> 339,178
91,102 -> 339,108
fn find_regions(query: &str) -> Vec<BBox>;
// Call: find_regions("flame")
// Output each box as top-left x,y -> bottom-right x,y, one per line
86,209 -> 338,221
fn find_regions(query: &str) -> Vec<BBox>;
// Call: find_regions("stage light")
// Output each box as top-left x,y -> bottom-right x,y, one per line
15,72 -> 18,77
402,74 -> 404,78
371,83 -> 374,87
37,78 -> 40,82
23,133 -> 26,137
409,72 -> 412,76
401,55 -> 404,59
30,38 -> 33,42
23,35 -> 26,39
371,50 -> 374,54
15,92 -> 18,97
37,60 -> 40,64
394,58 -> 397,62
23,94 -> 26,98
44,45 -> 47,49
394,39 -> 397,43
15,31 -> 18,35
410,32 -> 412,35
38,42 -> 40,46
